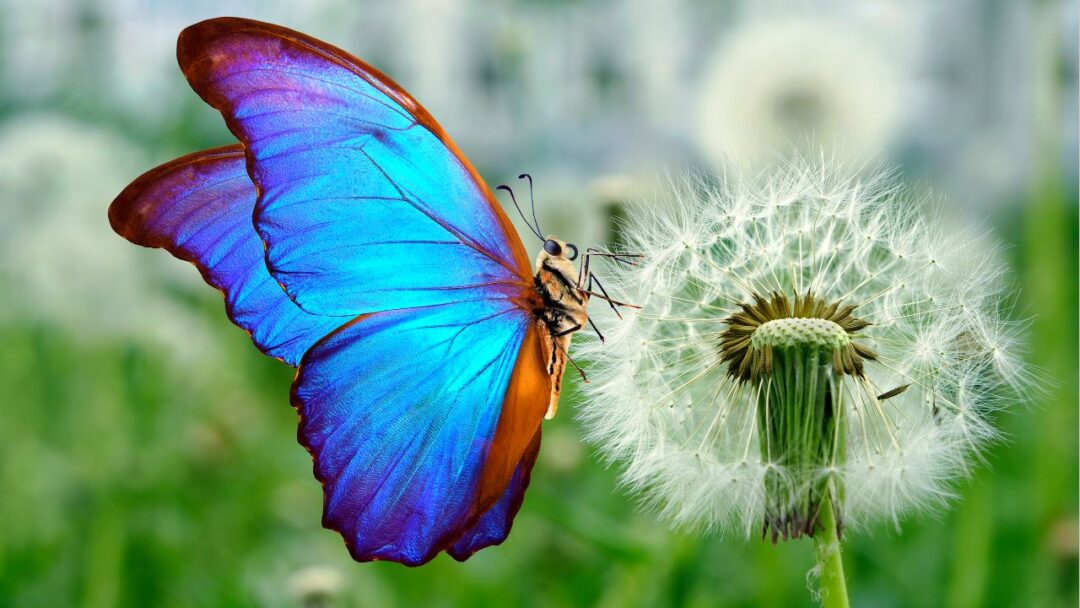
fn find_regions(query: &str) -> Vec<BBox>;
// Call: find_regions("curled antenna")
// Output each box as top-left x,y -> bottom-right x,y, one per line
496,184 -> 543,241
518,173 -> 544,238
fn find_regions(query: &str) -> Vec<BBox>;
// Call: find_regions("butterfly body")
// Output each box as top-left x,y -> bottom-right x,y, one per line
531,236 -> 590,419
109,17 -> 595,566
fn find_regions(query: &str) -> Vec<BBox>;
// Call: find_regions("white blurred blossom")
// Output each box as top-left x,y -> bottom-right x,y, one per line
696,19 -> 901,171
287,565 -> 344,607
0,113 -> 217,363
578,159 -> 1029,536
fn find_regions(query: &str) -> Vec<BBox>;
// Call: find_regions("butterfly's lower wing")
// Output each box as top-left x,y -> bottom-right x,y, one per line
108,145 -> 345,366
293,300 -> 550,565
177,17 -> 534,317
447,429 -> 541,561
444,321 -> 551,560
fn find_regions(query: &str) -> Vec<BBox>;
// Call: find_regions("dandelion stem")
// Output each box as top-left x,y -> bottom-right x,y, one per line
813,497 -> 850,608
756,342 -> 840,541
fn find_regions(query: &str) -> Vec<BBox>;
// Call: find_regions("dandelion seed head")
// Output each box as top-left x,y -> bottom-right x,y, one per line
579,159 -> 1028,535
696,19 -> 901,171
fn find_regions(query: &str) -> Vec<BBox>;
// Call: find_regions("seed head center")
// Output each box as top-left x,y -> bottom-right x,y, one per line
720,291 -> 877,382
751,317 -> 851,351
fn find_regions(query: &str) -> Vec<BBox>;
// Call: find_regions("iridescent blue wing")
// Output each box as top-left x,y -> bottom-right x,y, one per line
176,17 -> 534,317
174,17 -> 553,565
293,300 -> 548,566
443,321 -> 552,558
447,430 -> 541,561
108,145 -> 346,366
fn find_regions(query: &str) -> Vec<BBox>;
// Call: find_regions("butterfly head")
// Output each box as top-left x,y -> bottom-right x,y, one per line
536,235 -> 581,279
496,175 -> 580,267
541,236 -> 578,262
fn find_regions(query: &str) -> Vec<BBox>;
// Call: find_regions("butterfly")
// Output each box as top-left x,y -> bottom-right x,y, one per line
108,17 -> 637,566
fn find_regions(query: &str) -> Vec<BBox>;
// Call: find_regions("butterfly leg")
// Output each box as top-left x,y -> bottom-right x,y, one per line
578,285 -> 641,311
585,247 -> 644,267
576,247 -> 639,288
577,250 -> 592,290
587,316 -> 606,343
552,336 -> 588,382
547,322 -> 587,378
542,323 -> 588,420
575,249 -> 642,312
552,323 -> 581,338
586,272 -> 623,319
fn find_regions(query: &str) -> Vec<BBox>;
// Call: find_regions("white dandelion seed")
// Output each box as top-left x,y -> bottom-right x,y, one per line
577,159 -> 1029,542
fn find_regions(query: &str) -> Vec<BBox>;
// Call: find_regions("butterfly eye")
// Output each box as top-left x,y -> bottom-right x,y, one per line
544,239 -> 562,256
566,243 -> 578,261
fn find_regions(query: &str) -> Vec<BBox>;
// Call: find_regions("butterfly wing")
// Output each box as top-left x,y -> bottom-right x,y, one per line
176,17 -> 533,317
110,143 -> 551,564
447,429 -> 541,561
442,319 -> 551,558
174,17 -> 553,563
293,301 -> 549,565
108,145 -> 346,366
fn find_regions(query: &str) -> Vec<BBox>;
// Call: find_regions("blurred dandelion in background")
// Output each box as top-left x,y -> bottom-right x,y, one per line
696,18 -> 901,170
0,114 -> 219,363
287,565 -> 344,608
578,158 -> 1031,604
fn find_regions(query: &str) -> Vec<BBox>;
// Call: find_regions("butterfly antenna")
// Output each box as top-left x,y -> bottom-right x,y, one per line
518,173 -> 544,238
497,184 -> 543,241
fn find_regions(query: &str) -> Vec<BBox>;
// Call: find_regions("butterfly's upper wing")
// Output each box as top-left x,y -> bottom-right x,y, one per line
177,17 -> 533,317
108,145 -> 346,366
294,301 -> 550,565
174,18 -> 552,563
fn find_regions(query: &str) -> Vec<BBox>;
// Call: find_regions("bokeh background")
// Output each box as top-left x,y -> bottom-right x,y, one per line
0,1 -> 1076,606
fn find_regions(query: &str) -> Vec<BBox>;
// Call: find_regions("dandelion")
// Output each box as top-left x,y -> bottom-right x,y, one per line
578,160 -> 1029,605
287,565 -> 344,608
696,19 -> 901,170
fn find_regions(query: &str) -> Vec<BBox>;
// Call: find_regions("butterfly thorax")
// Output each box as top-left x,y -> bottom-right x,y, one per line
532,236 -> 588,420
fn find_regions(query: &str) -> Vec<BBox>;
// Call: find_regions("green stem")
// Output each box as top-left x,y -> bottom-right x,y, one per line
813,497 -> 850,608
758,346 -> 838,539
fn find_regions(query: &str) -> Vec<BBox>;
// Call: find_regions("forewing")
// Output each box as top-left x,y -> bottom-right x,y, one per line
177,17 -> 533,316
293,299 -> 543,565
108,145 -> 346,366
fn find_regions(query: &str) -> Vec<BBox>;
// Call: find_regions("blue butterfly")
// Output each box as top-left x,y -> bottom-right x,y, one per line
109,17 -> 635,566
